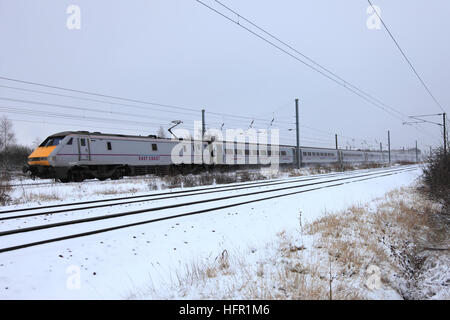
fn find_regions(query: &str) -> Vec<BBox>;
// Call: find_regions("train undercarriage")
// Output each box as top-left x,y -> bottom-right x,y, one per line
24,163 -> 288,183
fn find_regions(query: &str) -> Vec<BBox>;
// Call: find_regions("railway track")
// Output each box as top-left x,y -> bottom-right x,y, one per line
1,168 -> 384,216
0,165 -> 418,254
9,167 -> 345,188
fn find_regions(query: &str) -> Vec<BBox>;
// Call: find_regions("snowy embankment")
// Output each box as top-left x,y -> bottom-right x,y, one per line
155,186 -> 448,300
0,166 -> 429,299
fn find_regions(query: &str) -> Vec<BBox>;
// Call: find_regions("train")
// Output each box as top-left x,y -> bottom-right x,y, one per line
24,131 -> 421,182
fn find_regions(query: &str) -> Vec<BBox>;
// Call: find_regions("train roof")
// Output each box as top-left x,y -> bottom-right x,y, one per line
47,131 -> 298,147
47,131 -> 420,153
49,131 -> 172,142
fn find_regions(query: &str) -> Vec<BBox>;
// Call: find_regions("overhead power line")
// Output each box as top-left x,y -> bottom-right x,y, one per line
367,0 -> 446,113
194,0 -> 443,144
0,105 -> 195,130
0,79 -> 297,127
195,0 -> 407,122
0,96 -> 193,125
0,76 -> 201,113
213,0 -> 412,120
0,84 -> 203,118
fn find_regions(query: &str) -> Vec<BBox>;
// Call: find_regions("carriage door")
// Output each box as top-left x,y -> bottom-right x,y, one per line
78,137 -> 91,161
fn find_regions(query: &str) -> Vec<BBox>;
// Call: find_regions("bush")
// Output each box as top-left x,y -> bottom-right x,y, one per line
0,171 -> 12,205
421,148 -> 450,211
0,144 -> 32,170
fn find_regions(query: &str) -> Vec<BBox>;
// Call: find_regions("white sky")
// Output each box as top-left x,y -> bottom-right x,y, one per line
0,0 -> 448,151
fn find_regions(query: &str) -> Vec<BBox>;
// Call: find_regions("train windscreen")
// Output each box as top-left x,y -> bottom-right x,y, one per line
39,136 -> 65,147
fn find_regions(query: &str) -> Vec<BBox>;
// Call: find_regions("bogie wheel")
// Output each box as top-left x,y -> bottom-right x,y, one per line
71,171 -> 84,182
111,170 -> 123,180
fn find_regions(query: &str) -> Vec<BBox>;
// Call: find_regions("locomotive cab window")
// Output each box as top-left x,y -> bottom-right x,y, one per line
40,136 -> 65,147
67,138 -> 73,145
107,142 -> 112,150
152,144 -> 158,151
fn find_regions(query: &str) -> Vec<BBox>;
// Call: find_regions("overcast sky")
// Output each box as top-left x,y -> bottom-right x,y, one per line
0,0 -> 448,151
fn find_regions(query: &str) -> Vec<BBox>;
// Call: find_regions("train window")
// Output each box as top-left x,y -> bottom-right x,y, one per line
41,136 -> 65,147
268,150 -> 272,156
67,138 -> 73,145
152,144 -> 158,151
260,150 -> 267,156
107,142 -> 112,150
281,151 -> 287,156
225,149 -> 233,155
302,152 -> 307,156
80,139 -> 86,147
308,152 -> 311,156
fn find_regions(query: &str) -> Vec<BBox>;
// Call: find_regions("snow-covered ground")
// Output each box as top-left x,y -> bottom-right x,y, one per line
0,166 -> 423,299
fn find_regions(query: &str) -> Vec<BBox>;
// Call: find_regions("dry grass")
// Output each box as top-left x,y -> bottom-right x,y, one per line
358,163 -> 387,169
310,165 -> 333,174
94,187 -> 139,196
174,249 -> 235,295
305,187 -> 445,299
14,189 -> 62,204
142,187 -> 447,300
0,171 -> 12,205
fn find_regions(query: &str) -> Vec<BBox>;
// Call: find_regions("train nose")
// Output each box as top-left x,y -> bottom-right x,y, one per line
28,146 -> 57,166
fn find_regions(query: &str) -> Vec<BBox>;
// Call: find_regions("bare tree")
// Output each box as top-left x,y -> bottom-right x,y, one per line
157,126 -> 166,139
32,137 -> 42,149
0,116 -> 16,151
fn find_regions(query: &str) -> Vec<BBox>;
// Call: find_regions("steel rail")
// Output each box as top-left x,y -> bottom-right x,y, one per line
0,170 -> 361,217
0,167 -> 416,254
0,167 -> 414,236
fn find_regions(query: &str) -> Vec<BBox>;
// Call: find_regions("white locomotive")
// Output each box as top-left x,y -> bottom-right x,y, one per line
25,131 -> 420,182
